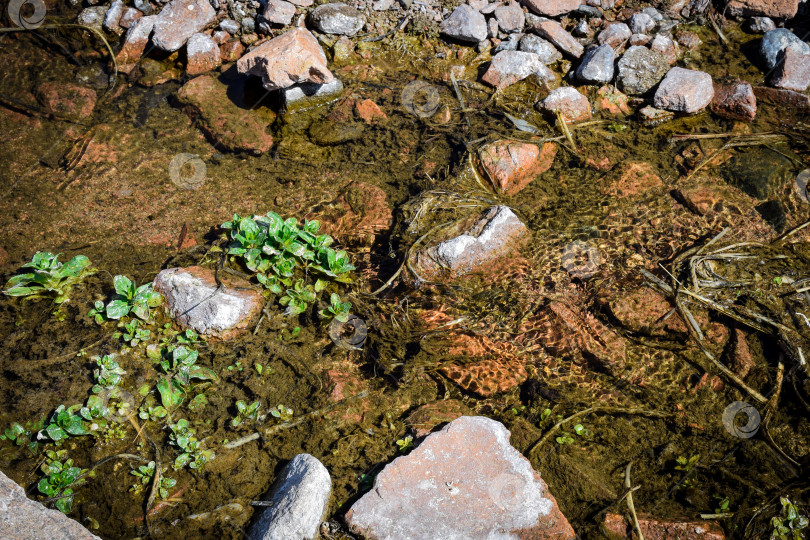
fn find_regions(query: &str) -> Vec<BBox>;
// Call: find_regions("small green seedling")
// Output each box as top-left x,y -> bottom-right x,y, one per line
38,450 -> 88,513
3,252 -> 94,304
138,404 -> 168,422
41,405 -> 90,443
396,435 -> 414,453
714,495 -> 731,514
771,497 -> 809,540
0,422 -> 40,454
130,461 -> 176,498
114,319 -> 151,347
320,292 -> 352,323
231,400 -> 261,427
279,280 -> 317,317
675,454 -> 701,489
92,355 -> 125,393
270,404 -> 293,422
555,433 -> 575,445
104,275 -> 163,321
168,419 -> 213,470
155,346 -> 216,410
573,423 -> 589,437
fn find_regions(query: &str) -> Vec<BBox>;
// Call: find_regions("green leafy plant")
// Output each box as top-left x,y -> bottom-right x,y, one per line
155,346 -> 216,410
168,419 -> 213,470
41,405 -> 90,443
270,404 -> 293,422
555,433 -> 575,445
38,450 -> 88,513
0,421 -> 40,454
129,461 -> 176,498
396,435 -> 414,453
91,355 -> 125,393
714,495 -> 731,514
138,403 -> 168,422
320,293 -> 352,322
3,252 -> 94,304
675,454 -> 701,489
771,497 -> 809,540
104,275 -> 163,321
79,395 -> 109,428
114,319 -> 151,347
231,400 -> 261,427
221,212 -> 354,318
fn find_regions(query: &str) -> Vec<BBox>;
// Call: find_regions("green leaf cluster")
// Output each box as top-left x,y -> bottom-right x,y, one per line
154,346 -> 216,411
772,497 -> 809,540
114,319 -> 151,347
221,213 -> 354,319
231,400 -> 260,427
3,252 -> 94,304
0,421 -> 40,454
42,405 -> 90,443
269,404 -> 293,422
91,355 -> 125,393
101,275 -> 163,322
38,450 -> 87,513
129,461 -> 176,498
168,419 -> 213,470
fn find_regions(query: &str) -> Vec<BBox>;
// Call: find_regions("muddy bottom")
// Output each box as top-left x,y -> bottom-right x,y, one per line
1,12 -> 810,540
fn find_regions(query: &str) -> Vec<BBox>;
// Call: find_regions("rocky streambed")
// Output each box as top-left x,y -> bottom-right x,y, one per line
0,0 -> 809,538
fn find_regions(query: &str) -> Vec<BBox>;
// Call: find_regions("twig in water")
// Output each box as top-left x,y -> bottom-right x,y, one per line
625,463 -> 644,540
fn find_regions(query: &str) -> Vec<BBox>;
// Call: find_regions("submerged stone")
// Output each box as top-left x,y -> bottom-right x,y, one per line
154,266 -> 264,339
248,454 -> 332,540
346,416 -> 576,539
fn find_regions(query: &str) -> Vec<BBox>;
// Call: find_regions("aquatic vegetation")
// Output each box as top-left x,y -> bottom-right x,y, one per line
114,319 -> 150,347
2,252 -> 93,304
168,419 -> 213,470
220,212 -> 354,318
92,275 -> 163,322
320,292 -> 352,323
771,497 -> 809,540
41,405 -> 90,443
269,404 -> 293,422
154,346 -> 216,410
231,400 -> 261,427
91,355 -> 125,393
129,461 -> 176,499
37,450 -> 88,514
0,421 -> 40,454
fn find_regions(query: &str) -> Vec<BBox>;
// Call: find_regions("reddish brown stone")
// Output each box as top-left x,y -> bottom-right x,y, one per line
36,82 -> 96,121
346,416 -> 576,540
116,15 -> 157,74
220,40 -> 245,62
439,344 -> 527,397
118,7 -> 141,28
540,86 -> 591,123
602,512 -> 725,539
236,27 -> 333,90
596,85 -> 631,115
674,30 -> 702,50
477,140 -> 557,195
176,74 -> 274,154
603,161 -> 663,198
354,99 -> 387,124
729,328 -> 756,379
531,19 -> 584,58
608,287 -> 678,333
406,400 -> 472,437
769,45 -> 810,92
726,0 -> 798,18
522,0 -> 581,16
710,80 -> 756,122
186,32 -> 221,76
753,86 -> 810,113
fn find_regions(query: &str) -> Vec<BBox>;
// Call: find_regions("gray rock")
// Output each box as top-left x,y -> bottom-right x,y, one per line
372,0 -> 393,10
576,43 -> 615,83
77,6 -> 107,30
103,0 -> 126,34
263,0 -> 296,25
133,0 -> 153,14
597,22 -> 631,48
346,417 -> 576,540
494,2 -> 525,33
572,20 -> 591,37
531,18 -> 583,58
746,16 -> 775,33
220,18 -> 240,33
494,32 -> 522,52
283,79 -> 344,112
242,16 -> 256,33
118,7 -> 142,28
248,455 -> 331,540
481,2 -> 500,14
641,6 -> 663,20
488,17 -> 499,38
760,28 -> 810,71
540,86 -> 591,123
482,50 -> 545,89
653,66 -> 714,113
151,0 -> 217,52
441,4 -> 488,43
519,34 -> 562,63
573,4 -> 603,17
0,471 -> 101,540
617,45 -> 669,95
522,0 -> 582,17
770,44 -> 810,92
628,12 -> 654,34
154,266 -> 264,339
309,2 -> 366,35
